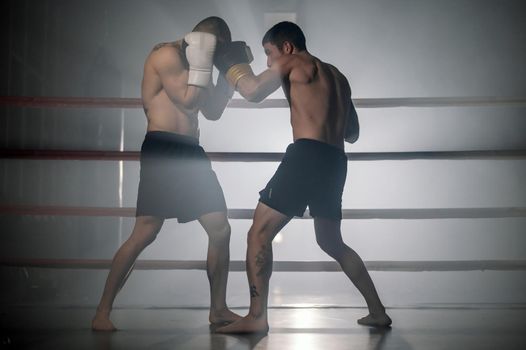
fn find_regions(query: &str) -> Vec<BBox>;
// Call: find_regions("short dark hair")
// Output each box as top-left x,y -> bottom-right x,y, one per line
262,21 -> 306,51
193,16 -> 231,43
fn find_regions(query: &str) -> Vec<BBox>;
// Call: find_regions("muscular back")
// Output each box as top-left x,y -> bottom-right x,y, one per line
141,41 -> 200,136
283,53 -> 351,149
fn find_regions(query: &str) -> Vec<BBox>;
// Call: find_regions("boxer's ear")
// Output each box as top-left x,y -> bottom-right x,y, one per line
282,41 -> 293,54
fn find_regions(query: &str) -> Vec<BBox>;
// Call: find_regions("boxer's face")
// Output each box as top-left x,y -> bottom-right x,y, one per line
264,41 -> 295,68
263,42 -> 282,68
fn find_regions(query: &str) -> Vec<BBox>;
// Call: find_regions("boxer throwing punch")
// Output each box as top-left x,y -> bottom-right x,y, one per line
214,21 -> 391,333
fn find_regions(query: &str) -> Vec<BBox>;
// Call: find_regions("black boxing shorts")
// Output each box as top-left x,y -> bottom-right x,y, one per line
136,131 -> 227,222
259,138 -> 348,220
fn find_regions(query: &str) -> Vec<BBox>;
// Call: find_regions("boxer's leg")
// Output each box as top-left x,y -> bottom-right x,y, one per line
314,217 -> 391,327
92,216 -> 163,331
217,202 -> 291,334
199,211 -> 241,325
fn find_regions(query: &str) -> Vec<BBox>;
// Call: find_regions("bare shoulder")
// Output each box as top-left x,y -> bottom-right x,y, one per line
284,53 -> 318,82
147,41 -> 185,70
324,61 -> 343,78
152,41 -> 177,52
324,61 -> 350,90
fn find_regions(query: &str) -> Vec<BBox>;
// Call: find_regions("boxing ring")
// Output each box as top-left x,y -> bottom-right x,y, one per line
2,95 -> 526,273
1,95 -> 526,350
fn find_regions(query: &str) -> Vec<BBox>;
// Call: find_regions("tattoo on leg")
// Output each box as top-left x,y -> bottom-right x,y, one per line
250,285 -> 260,298
255,245 -> 266,267
255,244 -> 271,277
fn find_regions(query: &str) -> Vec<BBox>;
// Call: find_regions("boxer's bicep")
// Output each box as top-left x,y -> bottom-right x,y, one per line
253,69 -> 282,101
237,68 -> 282,103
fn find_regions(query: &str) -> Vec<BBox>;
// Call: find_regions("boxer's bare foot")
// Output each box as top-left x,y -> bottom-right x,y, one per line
209,308 -> 242,325
92,310 -> 117,331
357,312 -> 392,328
215,315 -> 269,334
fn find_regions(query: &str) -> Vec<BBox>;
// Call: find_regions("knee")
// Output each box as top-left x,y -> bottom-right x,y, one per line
129,217 -> 163,248
132,231 -> 158,251
247,225 -> 274,246
316,237 -> 345,259
136,216 -> 163,231
124,233 -> 156,255
207,221 -> 231,243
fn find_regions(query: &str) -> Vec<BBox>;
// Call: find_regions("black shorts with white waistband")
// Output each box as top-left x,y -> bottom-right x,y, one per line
136,131 -> 227,222
259,138 -> 348,220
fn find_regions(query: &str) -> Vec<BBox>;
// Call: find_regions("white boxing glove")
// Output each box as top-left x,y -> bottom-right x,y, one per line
184,32 -> 217,87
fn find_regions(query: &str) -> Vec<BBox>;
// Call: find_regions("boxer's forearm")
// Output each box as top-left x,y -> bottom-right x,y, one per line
179,85 -> 205,110
201,77 -> 233,120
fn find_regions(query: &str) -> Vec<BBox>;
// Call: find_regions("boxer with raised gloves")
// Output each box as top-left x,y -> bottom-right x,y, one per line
184,32 -> 217,87
92,17 -> 241,332
214,41 -> 254,88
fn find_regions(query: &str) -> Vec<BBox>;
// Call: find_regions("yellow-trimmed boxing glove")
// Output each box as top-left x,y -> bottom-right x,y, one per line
225,63 -> 255,88
214,41 -> 254,88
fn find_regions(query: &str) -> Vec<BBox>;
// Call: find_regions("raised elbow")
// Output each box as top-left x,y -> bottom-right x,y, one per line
246,94 -> 264,103
203,111 -> 221,121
